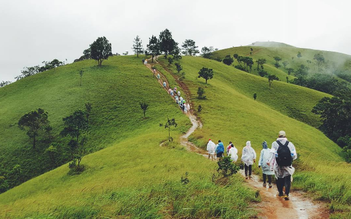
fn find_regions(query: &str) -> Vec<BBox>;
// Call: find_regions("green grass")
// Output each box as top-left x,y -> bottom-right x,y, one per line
0,56 -> 258,218
161,55 -> 351,218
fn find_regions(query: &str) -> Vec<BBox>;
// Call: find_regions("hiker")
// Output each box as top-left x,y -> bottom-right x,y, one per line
144,59 -> 147,65
184,104 -> 188,113
216,140 -> 225,160
226,141 -> 233,154
241,141 -> 256,179
207,139 -> 216,160
142,59 -> 145,64
186,103 -> 190,111
269,130 -> 297,200
228,143 -> 238,162
178,91 -> 181,96
174,87 -> 177,93
153,68 -> 156,74
157,73 -> 160,80
163,81 -> 166,88
258,141 -> 274,188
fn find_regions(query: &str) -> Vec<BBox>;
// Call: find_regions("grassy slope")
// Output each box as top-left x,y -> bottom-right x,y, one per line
212,43 -> 351,81
164,56 -> 351,217
0,56 -> 191,178
0,56 -> 257,218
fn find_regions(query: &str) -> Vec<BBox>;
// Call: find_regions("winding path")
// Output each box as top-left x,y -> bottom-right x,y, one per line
144,60 -> 329,219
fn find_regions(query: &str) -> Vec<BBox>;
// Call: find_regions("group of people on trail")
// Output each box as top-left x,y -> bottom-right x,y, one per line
206,139 -> 238,162
206,130 -> 297,201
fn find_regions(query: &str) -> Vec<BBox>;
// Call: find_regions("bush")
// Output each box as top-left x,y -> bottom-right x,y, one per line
217,156 -> 239,177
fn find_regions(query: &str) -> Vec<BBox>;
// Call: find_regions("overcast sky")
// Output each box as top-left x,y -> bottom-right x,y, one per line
1,0 -> 351,82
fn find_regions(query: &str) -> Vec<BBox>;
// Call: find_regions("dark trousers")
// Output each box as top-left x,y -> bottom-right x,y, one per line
263,174 -> 272,184
244,164 -> 252,176
277,175 -> 291,196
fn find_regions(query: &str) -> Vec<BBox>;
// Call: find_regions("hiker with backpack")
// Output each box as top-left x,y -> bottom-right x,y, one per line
241,141 -> 256,179
269,130 -> 297,200
258,141 -> 274,188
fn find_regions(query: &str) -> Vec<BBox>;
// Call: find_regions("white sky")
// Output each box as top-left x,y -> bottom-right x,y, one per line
1,0 -> 351,82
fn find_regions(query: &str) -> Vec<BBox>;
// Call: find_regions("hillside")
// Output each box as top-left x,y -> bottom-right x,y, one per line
160,55 -> 351,218
211,42 -> 351,86
0,56 -> 257,218
1,50 -> 351,218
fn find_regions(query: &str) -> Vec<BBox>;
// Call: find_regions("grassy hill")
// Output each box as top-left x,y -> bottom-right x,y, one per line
160,55 -> 351,218
1,45 -> 351,218
0,56 -> 257,218
211,42 -> 351,83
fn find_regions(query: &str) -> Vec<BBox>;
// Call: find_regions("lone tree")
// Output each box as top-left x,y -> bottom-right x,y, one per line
18,108 -> 51,149
256,59 -> 266,70
198,67 -> 214,84
60,109 -> 90,168
159,29 -> 177,58
253,93 -> 257,100
140,102 -> 149,118
273,56 -> 282,68
201,46 -> 214,58
79,70 -> 84,86
297,51 -> 302,58
90,36 -> 112,66
132,35 -> 143,57
197,87 -> 206,99
165,118 -> 177,142
223,55 -> 234,66
268,75 -> 279,87
181,39 -> 199,56
147,35 -> 160,63
175,63 -> 182,74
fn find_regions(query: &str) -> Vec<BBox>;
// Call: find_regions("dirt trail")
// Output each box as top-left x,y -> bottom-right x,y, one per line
144,60 -> 329,219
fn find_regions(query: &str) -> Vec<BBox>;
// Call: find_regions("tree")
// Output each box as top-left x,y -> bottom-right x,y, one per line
0,81 -> 11,87
295,64 -> 309,77
171,45 -> 182,61
287,68 -> 294,75
147,35 -> 160,63
181,39 -> 199,56
168,57 -> 174,66
297,51 -> 302,58
256,59 -> 266,70
79,70 -> 84,86
268,75 -> 279,87
313,53 -> 325,69
197,87 -> 206,99
159,29 -> 177,58
253,93 -> 257,100
282,61 -> 289,68
223,55 -> 234,66
132,35 -> 143,57
60,109 -> 89,168
175,63 -> 182,74
274,56 -> 282,68
164,118 -> 177,141
18,108 -> 51,149
90,36 -> 112,66
140,102 -> 149,118
198,67 -> 214,84
201,46 -> 214,58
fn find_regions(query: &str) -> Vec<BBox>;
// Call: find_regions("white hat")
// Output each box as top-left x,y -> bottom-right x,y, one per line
279,130 -> 286,137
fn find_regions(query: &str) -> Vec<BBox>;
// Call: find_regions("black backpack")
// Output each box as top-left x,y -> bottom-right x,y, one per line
276,141 -> 292,166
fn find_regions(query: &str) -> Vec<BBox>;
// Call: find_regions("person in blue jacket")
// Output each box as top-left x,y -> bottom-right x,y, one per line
216,140 -> 224,160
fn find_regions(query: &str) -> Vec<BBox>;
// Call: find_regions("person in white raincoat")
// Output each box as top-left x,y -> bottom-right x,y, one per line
206,139 -> 216,160
228,143 -> 238,162
258,141 -> 274,188
269,130 -> 297,200
241,141 -> 256,179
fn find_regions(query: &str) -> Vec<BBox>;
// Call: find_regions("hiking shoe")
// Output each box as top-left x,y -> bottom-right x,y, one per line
263,183 -> 266,188
277,193 -> 284,197
245,176 -> 248,179
284,195 -> 289,200
269,184 -> 272,188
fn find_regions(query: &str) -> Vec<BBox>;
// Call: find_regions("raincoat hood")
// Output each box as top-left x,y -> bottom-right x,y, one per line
246,141 -> 251,147
262,141 -> 268,149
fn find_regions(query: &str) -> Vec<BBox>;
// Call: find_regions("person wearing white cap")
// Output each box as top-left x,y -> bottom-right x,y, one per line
269,130 -> 297,201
